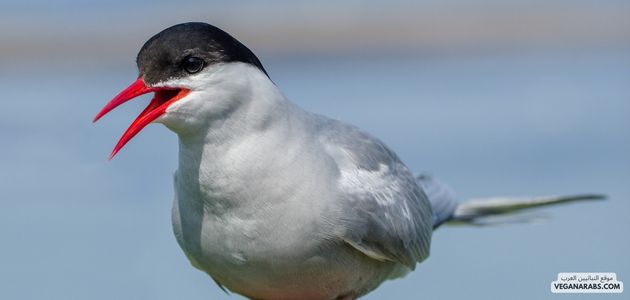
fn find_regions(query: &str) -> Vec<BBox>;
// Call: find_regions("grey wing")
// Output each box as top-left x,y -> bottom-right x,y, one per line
416,174 -> 458,228
318,120 -> 433,269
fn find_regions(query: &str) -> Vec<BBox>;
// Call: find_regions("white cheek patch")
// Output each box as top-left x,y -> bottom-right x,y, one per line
165,91 -> 204,113
152,65 -> 225,122
153,62 -> 274,127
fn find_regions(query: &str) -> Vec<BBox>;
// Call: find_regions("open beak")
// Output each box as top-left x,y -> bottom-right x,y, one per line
93,77 -> 190,159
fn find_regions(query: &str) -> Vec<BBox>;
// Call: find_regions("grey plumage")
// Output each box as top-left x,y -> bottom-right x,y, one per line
415,174 -> 457,228
318,119 -> 433,269
417,173 -> 605,227
448,194 -> 606,225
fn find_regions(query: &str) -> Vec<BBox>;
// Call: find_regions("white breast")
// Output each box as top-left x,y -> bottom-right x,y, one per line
163,63 -> 401,299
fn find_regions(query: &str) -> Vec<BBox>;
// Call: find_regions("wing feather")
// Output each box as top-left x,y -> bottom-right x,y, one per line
318,120 -> 433,268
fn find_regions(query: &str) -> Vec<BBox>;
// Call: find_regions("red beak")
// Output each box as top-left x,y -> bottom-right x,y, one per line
94,78 -> 190,159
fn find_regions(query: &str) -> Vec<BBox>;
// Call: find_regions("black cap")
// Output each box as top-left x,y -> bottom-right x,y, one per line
136,22 -> 268,85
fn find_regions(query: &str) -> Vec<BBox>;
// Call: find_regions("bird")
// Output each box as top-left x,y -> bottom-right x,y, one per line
94,22 -> 604,300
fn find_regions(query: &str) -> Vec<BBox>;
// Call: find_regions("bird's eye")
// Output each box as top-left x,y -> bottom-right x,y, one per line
182,56 -> 205,74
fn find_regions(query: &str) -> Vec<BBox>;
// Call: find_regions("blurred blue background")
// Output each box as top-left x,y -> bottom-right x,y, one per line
1,1 -> 628,299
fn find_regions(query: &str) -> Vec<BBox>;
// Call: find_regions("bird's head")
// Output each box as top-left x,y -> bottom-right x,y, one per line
94,22 -> 268,158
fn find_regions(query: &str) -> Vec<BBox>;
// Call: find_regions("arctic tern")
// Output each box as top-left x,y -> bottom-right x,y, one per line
94,22 -> 604,300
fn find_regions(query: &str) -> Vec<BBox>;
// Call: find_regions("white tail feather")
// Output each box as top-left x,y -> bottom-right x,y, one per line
447,194 -> 606,225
